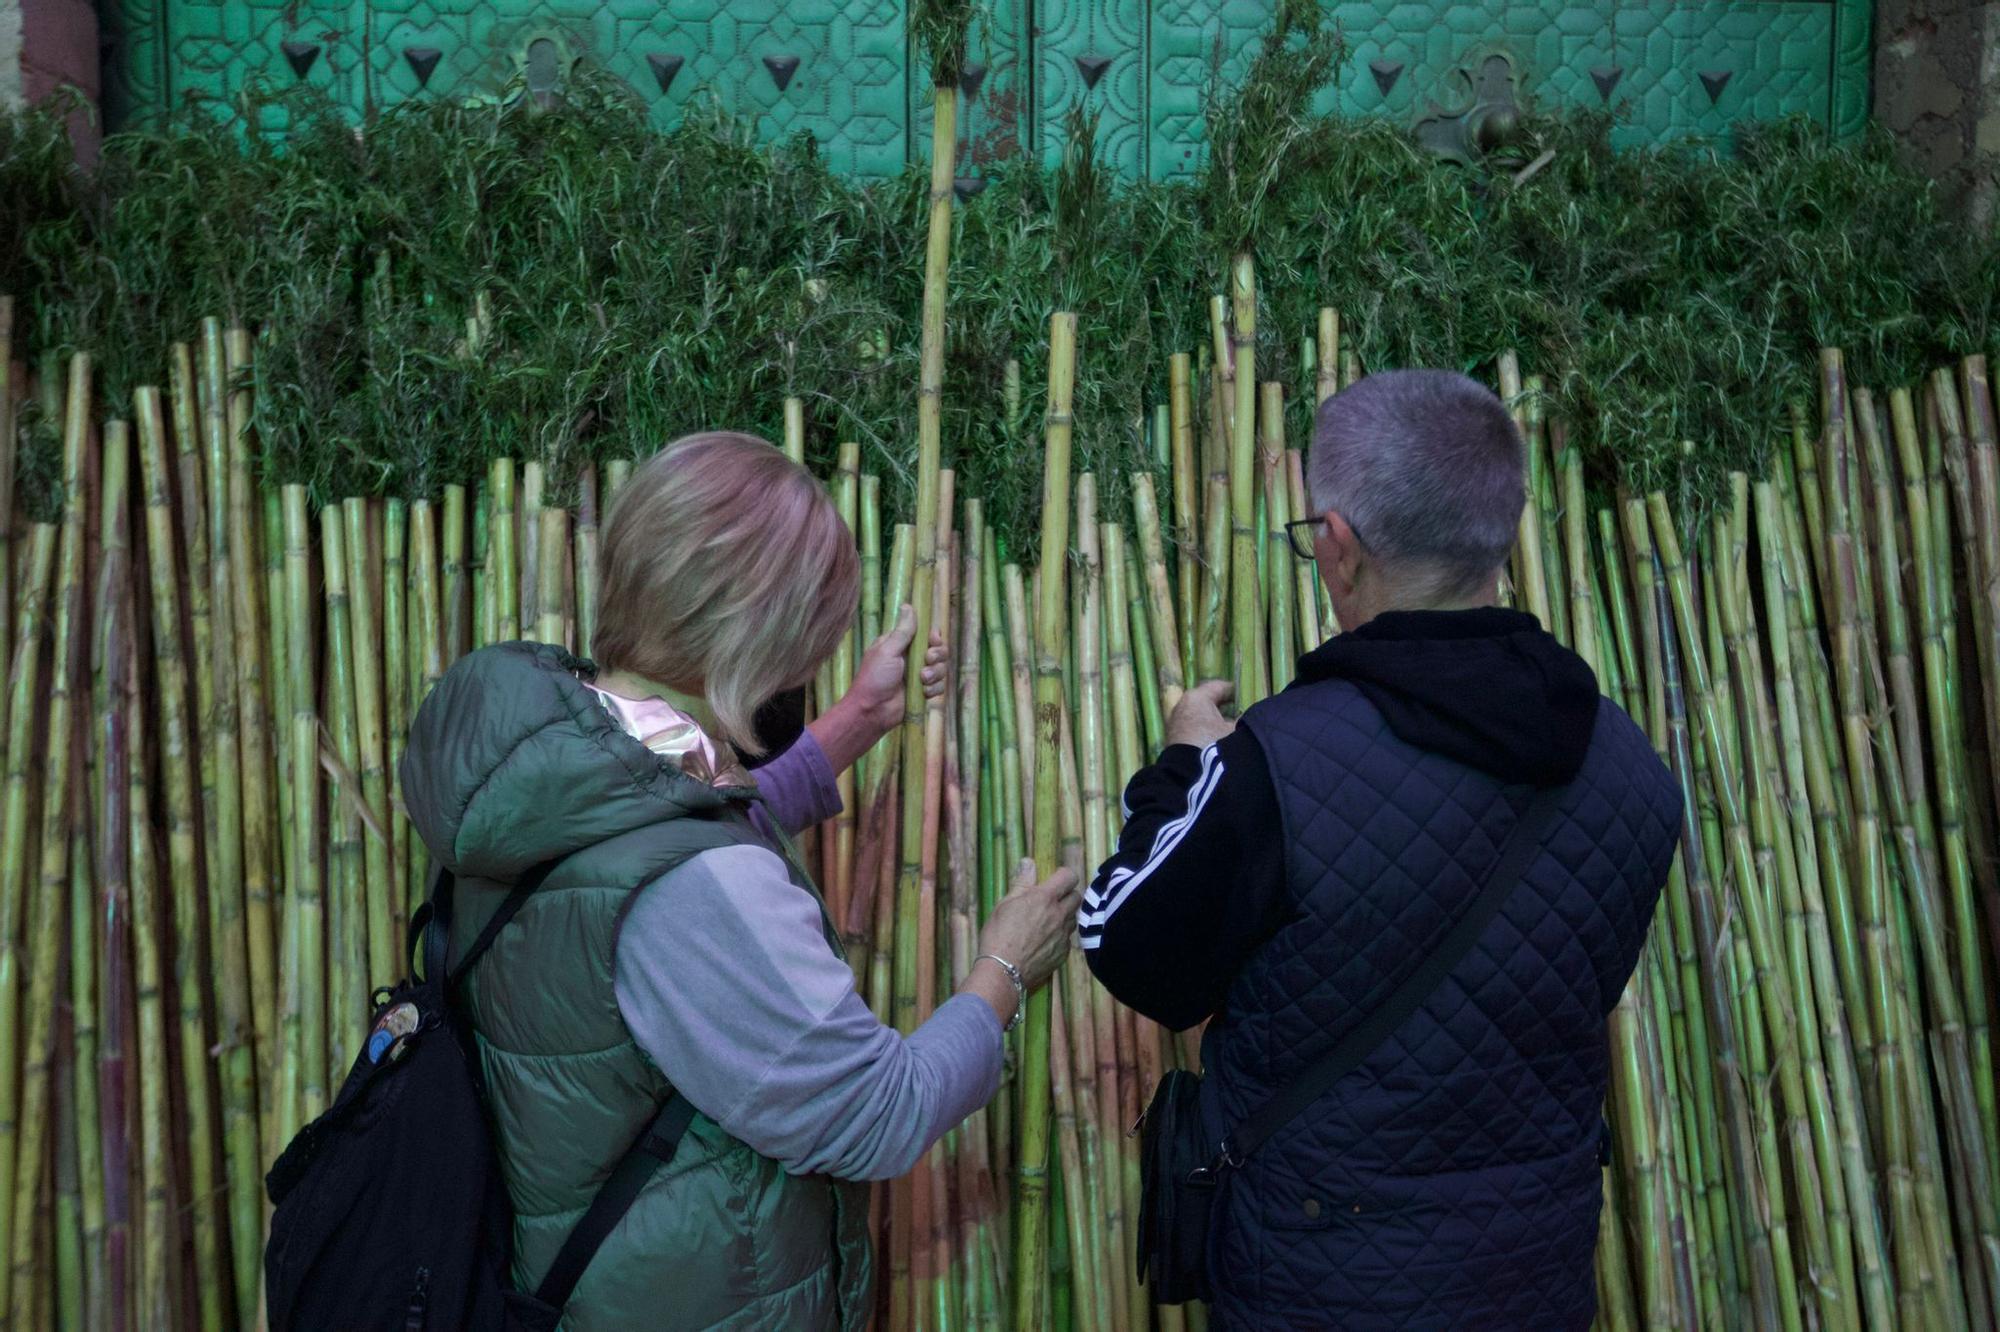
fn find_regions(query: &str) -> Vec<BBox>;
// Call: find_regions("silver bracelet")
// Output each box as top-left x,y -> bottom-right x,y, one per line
975,953 -> 1026,1033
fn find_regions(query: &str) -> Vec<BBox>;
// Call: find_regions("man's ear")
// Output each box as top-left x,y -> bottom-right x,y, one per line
1318,509 -> 1363,594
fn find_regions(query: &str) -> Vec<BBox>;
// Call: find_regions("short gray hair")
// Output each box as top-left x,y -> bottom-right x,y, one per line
1307,370 -> 1524,591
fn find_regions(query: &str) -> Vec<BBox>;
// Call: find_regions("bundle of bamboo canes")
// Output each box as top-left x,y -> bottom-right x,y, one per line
4,228 -> 2000,1332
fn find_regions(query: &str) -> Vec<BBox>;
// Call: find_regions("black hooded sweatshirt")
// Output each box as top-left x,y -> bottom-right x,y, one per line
1080,606 -> 1601,1031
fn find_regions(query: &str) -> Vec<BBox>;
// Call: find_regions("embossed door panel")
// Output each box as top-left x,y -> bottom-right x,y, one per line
100,1 -> 1872,175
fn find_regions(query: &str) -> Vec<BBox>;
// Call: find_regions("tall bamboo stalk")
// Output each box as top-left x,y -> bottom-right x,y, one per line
1014,311 -> 1077,1329
1228,256 -> 1266,706
0,296 -> 14,679
1130,474 -> 1184,716
86,424 -> 129,1332
1167,352 -> 1199,683
279,485 -> 325,1139
137,380 -> 227,1332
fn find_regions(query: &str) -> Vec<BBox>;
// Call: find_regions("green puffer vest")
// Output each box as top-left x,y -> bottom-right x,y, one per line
399,642 -> 874,1331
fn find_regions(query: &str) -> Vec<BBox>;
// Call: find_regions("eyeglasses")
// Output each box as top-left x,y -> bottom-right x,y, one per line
1282,518 -> 1323,561
1283,514 -> 1367,560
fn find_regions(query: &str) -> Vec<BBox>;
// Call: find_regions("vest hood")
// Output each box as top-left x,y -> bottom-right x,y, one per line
1294,607 -> 1600,786
400,642 -> 741,881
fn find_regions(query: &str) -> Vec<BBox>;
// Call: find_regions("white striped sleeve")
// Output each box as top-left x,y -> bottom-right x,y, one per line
1078,743 -> 1226,948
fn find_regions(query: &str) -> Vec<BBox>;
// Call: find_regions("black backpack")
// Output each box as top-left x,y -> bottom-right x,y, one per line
263,859 -> 695,1331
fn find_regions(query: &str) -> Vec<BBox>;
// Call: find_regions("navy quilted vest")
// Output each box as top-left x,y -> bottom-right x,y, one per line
1203,679 -> 1678,1329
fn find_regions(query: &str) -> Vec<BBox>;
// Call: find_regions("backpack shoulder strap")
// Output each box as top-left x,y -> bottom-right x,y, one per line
415,852 -> 702,1317
1218,783 -> 1568,1168
413,858 -> 566,990
532,1094 -> 699,1310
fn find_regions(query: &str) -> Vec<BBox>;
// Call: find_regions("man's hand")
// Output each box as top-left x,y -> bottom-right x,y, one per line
1165,680 -> 1236,750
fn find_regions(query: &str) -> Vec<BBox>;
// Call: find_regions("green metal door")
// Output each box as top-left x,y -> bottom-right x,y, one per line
99,0 -> 1871,175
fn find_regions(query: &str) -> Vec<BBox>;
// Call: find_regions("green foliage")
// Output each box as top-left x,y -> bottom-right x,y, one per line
2,40 -> 1994,540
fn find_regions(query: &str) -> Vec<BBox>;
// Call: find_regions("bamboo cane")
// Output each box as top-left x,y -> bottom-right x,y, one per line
1287,450 -> 1325,647
519,460 -> 542,641
1130,474 -> 1184,717
124,599 -> 173,1327
576,465 -> 601,661
137,379 -> 228,1332
1013,312 -> 1077,1329
87,424 -> 130,1332
10,344 -> 89,1328
383,496 -> 412,928
279,484 -> 325,1138
1259,382 -> 1295,693
1498,353 -> 1551,626
0,296 -> 13,690
0,518 -> 54,1318
320,506 -> 366,1082
488,461 -> 517,643
442,484 -> 469,662
1168,353 -> 1199,683
1758,478 -> 1896,1329
1228,256 -> 1267,706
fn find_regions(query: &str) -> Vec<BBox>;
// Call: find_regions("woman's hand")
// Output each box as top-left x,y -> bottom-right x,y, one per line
852,604 -> 947,734
976,861 -> 1082,988
808,605 -> 948,775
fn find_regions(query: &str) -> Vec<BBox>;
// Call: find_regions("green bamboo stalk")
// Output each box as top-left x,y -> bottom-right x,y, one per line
280,484 -> 326,1138
123,594 -> 173,1327
1646,495 -> 1784,1332
343,499 -> 396,1001
223,329 -> 282,1169
1228,256 -> 1267,706
1130,474 -> 1184,717
1892,387 -> 2000,1196
1071,477 -> 1126,1332
195,321 -> 262,1328
1287,450 -> 1326,647
0,516 -> 53,1320
408,495 -> 444,915
384,497 -> 413,927
1259,382 -> 1295,693
576,465 -> 601,663
519,459 -> 542,639
1198,475 -> 1230,683
488,460 -> 518,643
1715,486 -> 1857,1332
0,469 -> 65,1332
1560,444 -> 1597,670
1168,352 -> 1200,684
441,483 -> 469,662
1014,311 -> 1077,1329
322,507 -> 367,1081
1498,353 -> 1552,627
0,295 -> 13,687
1816,351 -> 1935,1326
138,379 -> 228,1332
536,504 -> 566,647
1755,477 -> 1894,1330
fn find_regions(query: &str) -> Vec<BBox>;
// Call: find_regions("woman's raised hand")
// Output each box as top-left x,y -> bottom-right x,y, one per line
849,604 -> 947,737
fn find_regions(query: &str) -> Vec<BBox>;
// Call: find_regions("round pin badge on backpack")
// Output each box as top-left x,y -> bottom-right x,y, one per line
366,1001 -> 422,1065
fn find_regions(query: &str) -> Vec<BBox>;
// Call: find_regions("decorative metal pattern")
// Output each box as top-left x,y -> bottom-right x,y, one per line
99,0 -> 1869,178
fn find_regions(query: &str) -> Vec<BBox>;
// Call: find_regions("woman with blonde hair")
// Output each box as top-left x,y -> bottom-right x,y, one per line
401,432 -> 1077,1330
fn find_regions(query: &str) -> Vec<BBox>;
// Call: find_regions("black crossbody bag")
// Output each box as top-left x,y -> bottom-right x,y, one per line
1135,785 -> 1566,1304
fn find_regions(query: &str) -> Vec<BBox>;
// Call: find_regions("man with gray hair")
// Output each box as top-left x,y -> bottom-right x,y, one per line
1081,370 -> 1680,1327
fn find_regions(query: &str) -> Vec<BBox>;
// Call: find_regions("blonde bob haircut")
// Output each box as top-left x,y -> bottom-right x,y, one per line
593,431 -> 860,756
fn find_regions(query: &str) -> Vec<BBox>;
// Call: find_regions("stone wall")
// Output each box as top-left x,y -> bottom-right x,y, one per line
1,0 -> 99,163
1874,0 -> 2000,224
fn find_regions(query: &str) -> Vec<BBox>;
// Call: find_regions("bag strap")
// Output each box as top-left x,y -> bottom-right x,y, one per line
532,1094 -> 699,1309
1215,783 -> 1568,1171
415,858 -> 565,990
413,854 -> 698,1315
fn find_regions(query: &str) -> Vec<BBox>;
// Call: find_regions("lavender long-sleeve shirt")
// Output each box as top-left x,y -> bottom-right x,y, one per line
611,732 -> 1003,1182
